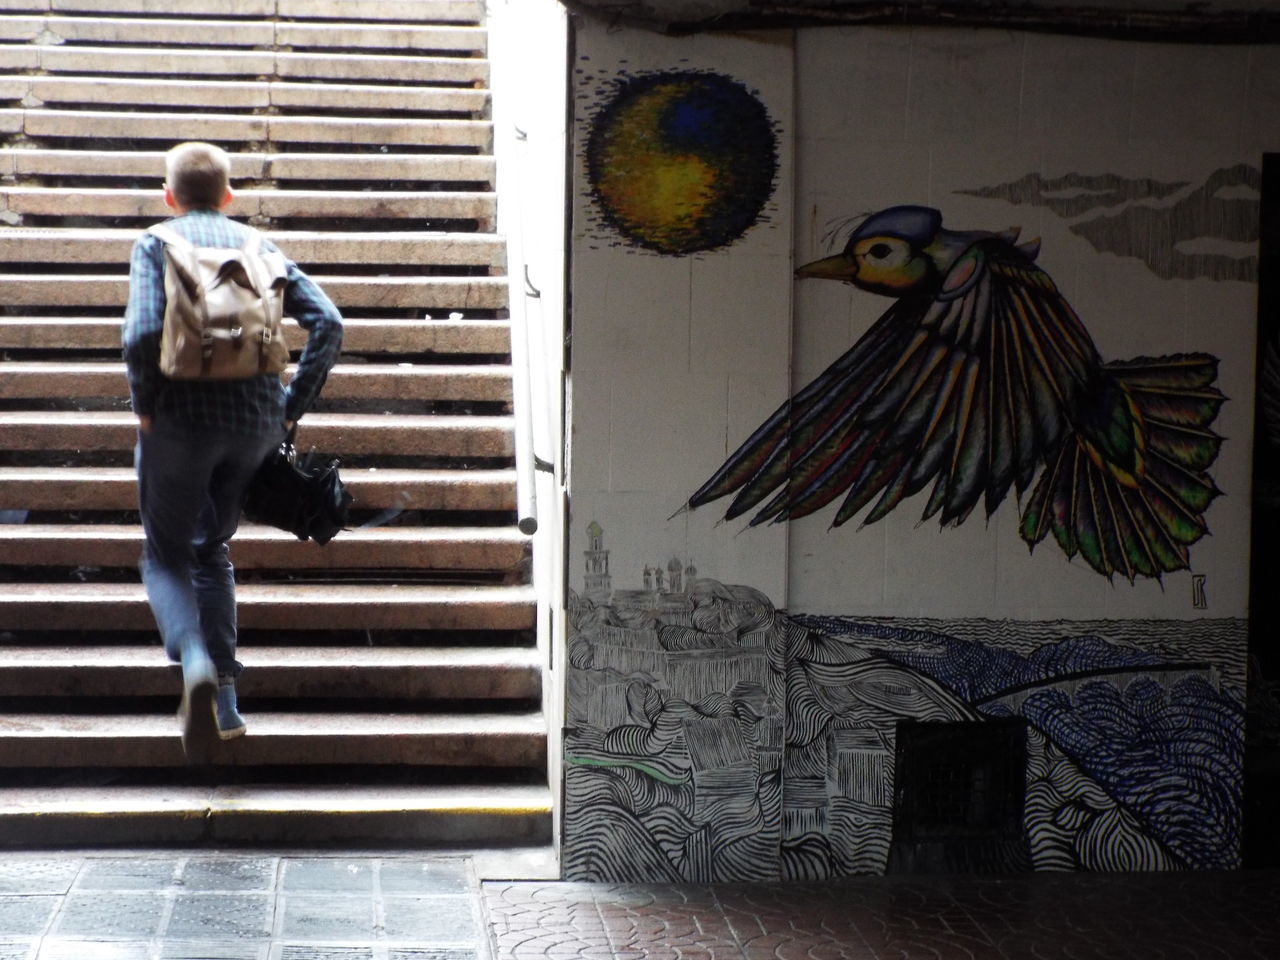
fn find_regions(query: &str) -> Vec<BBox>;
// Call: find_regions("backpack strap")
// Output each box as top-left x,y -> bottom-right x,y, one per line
146,222 -> 194,252
239,226 -> 264,256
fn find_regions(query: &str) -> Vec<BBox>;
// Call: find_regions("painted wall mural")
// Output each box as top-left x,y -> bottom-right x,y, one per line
959,165 -> 1261,282
684,205 -> 1226,581
565,529 -> 1245,880
1246,156 -> 1280,864
567,24 -> 1258,882
581,68 -> 779,254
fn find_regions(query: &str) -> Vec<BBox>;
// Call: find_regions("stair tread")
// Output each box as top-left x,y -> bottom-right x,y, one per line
0,188 -> 496,205
0,581 -> 533,601
0,274 -> 507,286
0,411 -> 514,435
0,782 -> 552,850
0,361 -> 510,373
0,465 -> 514,480
0,465 -> 516,513
0,644 -> 542,699
0,409 -> 512,422
0,465 -> 513,483
0,523 -> 526,541
0,16 -> 487,47
0,782 -> 550,815
0,644 -> 539,667
11,116 -> 492,151
0,317 -> 511,353
0,712 -> 547,767
0,362 -> 513,401
4,150 -> 496,182
0,711 -> 545,735
0,643 -> 541,699
2,184 -> 493,195
37,2 -> 485,23
0,523 -> 530,570
0,228 -> 505,263
0,44 -> 490,78
0,582 -> 536,636
0,586 -> 533,631
0,276 -> 509,312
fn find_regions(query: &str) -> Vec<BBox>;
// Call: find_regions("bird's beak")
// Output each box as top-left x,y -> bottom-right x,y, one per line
795,253 -> 857,282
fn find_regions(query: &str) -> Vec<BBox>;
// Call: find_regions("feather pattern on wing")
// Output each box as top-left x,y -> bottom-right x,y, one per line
689,238 -> 1100,530
687,206 -> 1225,580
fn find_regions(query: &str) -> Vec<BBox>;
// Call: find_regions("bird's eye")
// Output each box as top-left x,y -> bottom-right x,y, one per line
868,243 -> 892,260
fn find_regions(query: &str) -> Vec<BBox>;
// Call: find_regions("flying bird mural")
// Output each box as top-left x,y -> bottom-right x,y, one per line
687,205 -> 1226,581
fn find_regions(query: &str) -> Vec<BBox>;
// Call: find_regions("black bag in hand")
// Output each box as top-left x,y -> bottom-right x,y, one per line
242,425 -> 352,545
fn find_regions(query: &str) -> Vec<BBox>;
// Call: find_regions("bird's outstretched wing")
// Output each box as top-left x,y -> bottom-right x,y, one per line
1019,353 -> 1224,580
688,238 -> 1102,529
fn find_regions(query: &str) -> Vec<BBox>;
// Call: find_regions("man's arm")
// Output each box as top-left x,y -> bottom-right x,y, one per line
281,261 -> 344,424
122,233 -> 166,430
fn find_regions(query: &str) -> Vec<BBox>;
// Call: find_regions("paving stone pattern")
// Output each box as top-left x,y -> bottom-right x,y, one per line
0,854 -> 486,960
1,854 -> 1279,960
482,871 -> 1280,960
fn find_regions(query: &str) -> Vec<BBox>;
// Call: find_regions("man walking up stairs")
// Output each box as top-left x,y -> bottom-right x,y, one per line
0,0 -> 550,854
125,141 -> 345,764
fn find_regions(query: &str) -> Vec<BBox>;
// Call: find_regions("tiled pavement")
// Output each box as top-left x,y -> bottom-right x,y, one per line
0,853 -> 486,960
484,871 -> 1280,960
1,854 -> 1278,960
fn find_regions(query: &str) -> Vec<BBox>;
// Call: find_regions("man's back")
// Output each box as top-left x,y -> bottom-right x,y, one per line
123,140 -> 344,761
123,208 -> 343,438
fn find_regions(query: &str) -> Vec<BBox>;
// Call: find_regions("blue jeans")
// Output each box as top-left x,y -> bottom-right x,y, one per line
135,420 -> 282,678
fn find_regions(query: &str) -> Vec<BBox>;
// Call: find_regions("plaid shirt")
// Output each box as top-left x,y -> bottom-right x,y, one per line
123,209 -> 344,436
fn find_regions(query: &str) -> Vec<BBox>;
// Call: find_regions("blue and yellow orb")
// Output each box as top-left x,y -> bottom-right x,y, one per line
586,71 -> 778,255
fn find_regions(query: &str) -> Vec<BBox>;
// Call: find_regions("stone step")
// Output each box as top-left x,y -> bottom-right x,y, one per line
0,188 -> 497,224
0,317 -> 511,354
1,1 -> 485,24
0,645 -> 541,699
0,274 -> 508,310
0,783 -> 550,848
0,46 -> 490,83
0,362 -> 512,402
0,524 -> 529,570
10,109 -> 491,148
0,13 -> 275,44
2,150 -> 496,184
274,0 -> 485,22
279,22 -> 487,54
0,710 -> 546,768
0,228 -> 505,267
0,581 -> 535,630
18,77 -> 489,114
0,17 -> 487,54
0,411 -> 514,457
0,466 -> 516,511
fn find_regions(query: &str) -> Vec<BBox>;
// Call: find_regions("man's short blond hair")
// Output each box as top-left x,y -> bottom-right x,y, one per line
165,141 -> 230,210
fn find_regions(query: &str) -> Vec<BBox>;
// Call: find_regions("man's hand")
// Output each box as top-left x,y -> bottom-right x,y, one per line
138,415 -> 153,434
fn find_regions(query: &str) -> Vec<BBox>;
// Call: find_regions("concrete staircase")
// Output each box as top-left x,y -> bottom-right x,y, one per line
0,0 -> 551,853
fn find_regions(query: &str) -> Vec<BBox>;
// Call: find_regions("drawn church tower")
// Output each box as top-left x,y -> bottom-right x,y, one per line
584,520 -> 612,602
667,557 -> 683,594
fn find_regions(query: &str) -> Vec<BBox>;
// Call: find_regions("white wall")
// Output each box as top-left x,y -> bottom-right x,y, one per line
569,24 -> 1270,625
562,17 -> 1268,879
567,24 -> 796,605
787,28 -> 1264,621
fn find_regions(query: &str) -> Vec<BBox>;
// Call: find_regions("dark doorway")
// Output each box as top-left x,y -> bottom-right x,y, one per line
888,717 -> 1031,873
1246,153 -> 1280,867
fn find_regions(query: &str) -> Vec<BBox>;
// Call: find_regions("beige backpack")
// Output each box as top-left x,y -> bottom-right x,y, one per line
148,223 -> 290,380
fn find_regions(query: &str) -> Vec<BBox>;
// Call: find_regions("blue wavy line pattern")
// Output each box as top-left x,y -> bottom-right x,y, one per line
563,586 -> 1244,880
